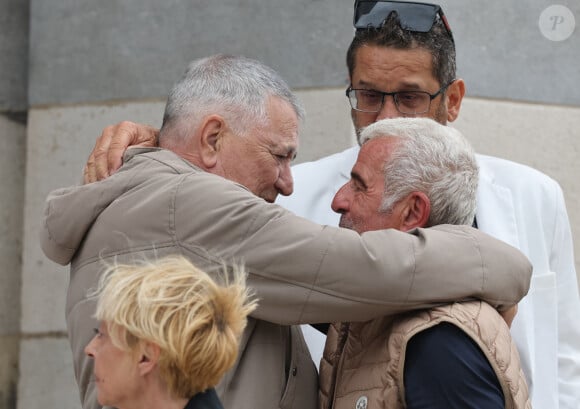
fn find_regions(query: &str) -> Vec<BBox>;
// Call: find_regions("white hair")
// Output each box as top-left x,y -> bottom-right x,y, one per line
360,117 -> 478,226
159,54 -> 304,148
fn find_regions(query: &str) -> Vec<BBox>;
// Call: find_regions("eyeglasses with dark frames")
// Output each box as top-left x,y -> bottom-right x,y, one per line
353,0 -> 454,44
346,81 -> 455,115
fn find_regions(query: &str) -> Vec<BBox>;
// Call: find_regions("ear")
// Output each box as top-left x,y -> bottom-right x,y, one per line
137,341 -> 161,376
198,115 -> 227,169
445,78 -> 465,123
399,192 -> 431,230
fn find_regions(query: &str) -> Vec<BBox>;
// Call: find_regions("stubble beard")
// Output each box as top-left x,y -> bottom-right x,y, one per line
338,215 -> 354,231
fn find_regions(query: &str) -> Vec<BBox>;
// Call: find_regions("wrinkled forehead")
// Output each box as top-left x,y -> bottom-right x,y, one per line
357,136 -> 400,172
258,96 -> 300,145
352,45 -> 437,84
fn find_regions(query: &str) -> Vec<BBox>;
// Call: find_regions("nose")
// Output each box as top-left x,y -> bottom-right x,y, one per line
331,183 -> 351,214
376,95 -> 400,120
85,337 -> 96,358
275,163 -> 294,196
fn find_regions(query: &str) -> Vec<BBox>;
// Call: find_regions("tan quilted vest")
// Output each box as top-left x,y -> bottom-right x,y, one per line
319,301 -> 530,409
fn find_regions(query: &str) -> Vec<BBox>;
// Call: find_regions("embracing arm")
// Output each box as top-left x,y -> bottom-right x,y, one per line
248,224 -> 532,324
173,175 -> 533,325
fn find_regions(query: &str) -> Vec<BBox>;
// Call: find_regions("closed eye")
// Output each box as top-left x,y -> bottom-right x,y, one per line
274,151 -> 297,162
350,171 -> 367,192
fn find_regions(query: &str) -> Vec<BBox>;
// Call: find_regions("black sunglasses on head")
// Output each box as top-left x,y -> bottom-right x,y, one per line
353,0 -> 454,43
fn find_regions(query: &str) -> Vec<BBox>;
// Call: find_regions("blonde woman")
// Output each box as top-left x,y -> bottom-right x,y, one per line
85,256 -> 256,409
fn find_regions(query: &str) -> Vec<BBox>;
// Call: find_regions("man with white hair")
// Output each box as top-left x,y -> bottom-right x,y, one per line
321,117 -> 530,409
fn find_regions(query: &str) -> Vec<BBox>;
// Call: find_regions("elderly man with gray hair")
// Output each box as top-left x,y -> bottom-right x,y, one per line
323,117 -> 530,409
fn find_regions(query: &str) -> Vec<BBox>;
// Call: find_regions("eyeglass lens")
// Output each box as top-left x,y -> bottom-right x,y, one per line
350,90 -> 431,114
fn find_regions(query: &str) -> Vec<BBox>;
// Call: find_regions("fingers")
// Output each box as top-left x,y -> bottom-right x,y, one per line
83,125 -> 114,184
83,152 -> 97,184
107,122 -> 159,176
94,124 -> 117,181
83,121 -> 160,184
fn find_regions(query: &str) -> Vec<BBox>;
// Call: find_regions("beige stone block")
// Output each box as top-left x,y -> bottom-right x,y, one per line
294,88 -> 355,163
17,337 -> 79,409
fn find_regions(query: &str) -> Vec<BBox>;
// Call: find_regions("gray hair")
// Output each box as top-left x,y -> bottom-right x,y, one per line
360,118 -> 478,226
159,54 -> 305,147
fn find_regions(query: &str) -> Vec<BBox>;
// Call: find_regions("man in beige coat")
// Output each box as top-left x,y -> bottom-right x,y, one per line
320,117 -> 530,409
41,55 -> 531,409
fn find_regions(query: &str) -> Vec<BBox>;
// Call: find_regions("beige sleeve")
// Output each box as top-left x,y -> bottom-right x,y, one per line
174,175 -> 532,325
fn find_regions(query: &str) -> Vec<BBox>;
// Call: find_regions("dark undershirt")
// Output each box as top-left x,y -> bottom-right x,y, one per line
184,388 -> 224,409
404,322 -> 504,409
311,323 -> 330,334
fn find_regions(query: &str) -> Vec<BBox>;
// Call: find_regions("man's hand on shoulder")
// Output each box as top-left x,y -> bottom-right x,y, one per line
83,121 -> 160,184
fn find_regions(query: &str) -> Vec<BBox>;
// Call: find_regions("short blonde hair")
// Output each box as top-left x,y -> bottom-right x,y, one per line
93,255 -> 257,398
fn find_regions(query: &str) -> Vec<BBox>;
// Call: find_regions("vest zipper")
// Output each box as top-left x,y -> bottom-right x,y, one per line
328,322 -> 351,409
